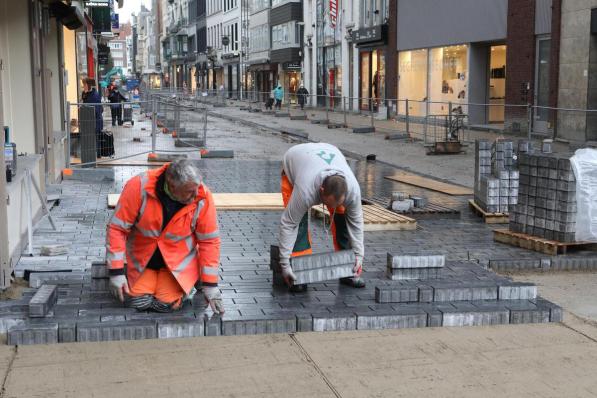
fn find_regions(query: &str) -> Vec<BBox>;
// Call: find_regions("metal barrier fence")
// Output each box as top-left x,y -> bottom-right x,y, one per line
66,99 -> 210,168
167,89 -> 596,143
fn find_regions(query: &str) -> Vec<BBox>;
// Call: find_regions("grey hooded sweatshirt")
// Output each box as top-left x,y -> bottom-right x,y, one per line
279,143 -> 364,265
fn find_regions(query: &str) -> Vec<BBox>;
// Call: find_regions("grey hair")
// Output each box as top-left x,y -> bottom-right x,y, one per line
165,159 -> 202,186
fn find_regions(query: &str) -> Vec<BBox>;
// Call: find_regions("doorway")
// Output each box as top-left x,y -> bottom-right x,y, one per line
488,45 -> 506,123
359,49 -> 385,111
534,37 -> 551,135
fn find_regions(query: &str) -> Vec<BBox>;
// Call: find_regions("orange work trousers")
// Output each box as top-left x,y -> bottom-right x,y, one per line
281,173 -> 350,258
128,267 -> 186,306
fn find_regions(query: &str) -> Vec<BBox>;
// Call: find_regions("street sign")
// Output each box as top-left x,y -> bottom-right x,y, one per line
222,36 -> 230,46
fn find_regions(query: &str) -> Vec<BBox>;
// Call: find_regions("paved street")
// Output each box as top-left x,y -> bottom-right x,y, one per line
2,103 -> 597,395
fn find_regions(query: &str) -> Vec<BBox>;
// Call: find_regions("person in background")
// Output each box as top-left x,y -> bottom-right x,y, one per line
108,83 -> 125,126
273,84 -> 284,110
297,84 -> 309,110
81,78 -> 103,155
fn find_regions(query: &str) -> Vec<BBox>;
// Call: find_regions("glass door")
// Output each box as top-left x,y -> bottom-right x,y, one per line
534,37 -> 551,134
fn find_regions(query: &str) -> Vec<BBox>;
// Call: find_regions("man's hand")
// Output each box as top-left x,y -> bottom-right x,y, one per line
109,274 -> 130,302
353,255 -> 363,277
203,286 -> 225,314
280,260 -> 296,286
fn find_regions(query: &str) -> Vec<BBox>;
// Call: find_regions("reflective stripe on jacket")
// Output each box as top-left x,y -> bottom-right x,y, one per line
106,164 -> 220,293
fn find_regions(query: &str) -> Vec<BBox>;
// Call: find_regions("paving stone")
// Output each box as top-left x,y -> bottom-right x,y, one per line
29,284 -> 58,317
76,320 -> 158,342
205,315 -> 222,336
58,322 -> 77,343
8,323 -> 58,345
289,250 -> 355,285
91,263 -> 109,278
356,310 -> 427,330
387,254 -> 445,269
29,272 -> 90,288
498,283 -> 537,300
312,312 -> 356,332
221,313 -> 296,335
158,317 -> 205,339
442,308 -> 510,327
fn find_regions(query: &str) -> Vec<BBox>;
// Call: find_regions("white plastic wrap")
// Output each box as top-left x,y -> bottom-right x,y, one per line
570,148 -> 597,242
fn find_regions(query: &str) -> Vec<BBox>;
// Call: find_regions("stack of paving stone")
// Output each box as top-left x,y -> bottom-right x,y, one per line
386,254 -> 444,280
474,139 -> 520,213
270,245 -> 355,286
510,152 -> 577,242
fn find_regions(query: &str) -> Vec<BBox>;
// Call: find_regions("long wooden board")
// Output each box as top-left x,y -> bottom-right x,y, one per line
494,229 -> 597,256
312,204 -> 416,232
384,172 -> 473,196
108,192 -> 284,210
468,199 -> 509,224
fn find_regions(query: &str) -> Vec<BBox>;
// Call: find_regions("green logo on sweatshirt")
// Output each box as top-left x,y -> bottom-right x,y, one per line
316,150 -> 336,165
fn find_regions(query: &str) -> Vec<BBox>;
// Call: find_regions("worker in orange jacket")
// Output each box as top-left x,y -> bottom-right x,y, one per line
106,159 -> 224,313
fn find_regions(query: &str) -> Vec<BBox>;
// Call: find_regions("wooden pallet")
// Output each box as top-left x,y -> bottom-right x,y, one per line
384,172 -> 473,196
312,204 -> 416,232
493,229 -> 597,256
363,196 -> 460,219
468,200 -> 509,224
108,192 -> 284,210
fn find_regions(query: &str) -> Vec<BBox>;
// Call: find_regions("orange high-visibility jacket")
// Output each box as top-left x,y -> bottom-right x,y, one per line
106,165 -> 220,293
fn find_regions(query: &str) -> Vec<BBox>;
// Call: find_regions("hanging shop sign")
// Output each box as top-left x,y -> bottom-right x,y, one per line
283,62 -> 301,70
351,24 -> 387,45
329,0 -> 338,28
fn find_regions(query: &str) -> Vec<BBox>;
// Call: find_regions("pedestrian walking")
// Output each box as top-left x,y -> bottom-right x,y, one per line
273,84 -> 284,110
297,84 -> 309,110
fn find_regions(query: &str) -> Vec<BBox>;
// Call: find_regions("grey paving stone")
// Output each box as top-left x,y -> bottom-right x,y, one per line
498,283 -> 537,300
8,323 -> 59,345
29,272 -> 90,288
76,320 -> 158,342
387,254 -> 445,269
158,317 -> 205,339
221,313 -> 296,336
205,315 -> 222,336
312,312 -> 356,332
58,322 -> 77,343
356,310 -> 427,330
29,284 -> 58,317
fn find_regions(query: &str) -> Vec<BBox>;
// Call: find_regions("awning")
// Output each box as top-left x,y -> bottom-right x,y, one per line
49,1 -> 84,30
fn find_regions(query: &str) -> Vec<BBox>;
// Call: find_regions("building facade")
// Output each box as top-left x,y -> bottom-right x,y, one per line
206,0 -> 224,90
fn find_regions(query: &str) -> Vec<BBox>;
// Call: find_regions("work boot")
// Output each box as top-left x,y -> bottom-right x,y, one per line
126,294 -> 153,311
289,283 -> 308,293
339,277 -> 366,288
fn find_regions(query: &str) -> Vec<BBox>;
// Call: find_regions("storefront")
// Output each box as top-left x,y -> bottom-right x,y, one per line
247,63 -> 276,102
397,43 -> 507,123
352,25 -> 388,111
280,62 -> 301,103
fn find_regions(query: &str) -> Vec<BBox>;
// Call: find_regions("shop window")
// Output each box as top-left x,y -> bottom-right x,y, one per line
428,45 -> 468,115
398,50 -> 428,116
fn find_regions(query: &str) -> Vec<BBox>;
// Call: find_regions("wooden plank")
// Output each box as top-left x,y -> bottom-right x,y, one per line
108,193 -> 284,210
311,204 -> 416,232
493,229 -> 597,256
384,172 -> 473,196
468,199 -> 509,224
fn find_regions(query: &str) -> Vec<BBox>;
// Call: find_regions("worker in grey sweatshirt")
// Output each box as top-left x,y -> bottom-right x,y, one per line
279,143 -> 365,292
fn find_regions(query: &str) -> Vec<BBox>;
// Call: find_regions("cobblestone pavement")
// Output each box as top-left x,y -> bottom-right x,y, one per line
201,99 -> 569,187
7,103 -> 594,345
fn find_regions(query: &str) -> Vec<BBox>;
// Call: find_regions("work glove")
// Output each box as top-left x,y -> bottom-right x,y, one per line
353,255 -> 364,277
203,286 -> 225,314
280,259 -> 296,286
109,274 -> 130,302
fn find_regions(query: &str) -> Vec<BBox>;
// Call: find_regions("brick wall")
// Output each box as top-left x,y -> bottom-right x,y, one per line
505,0 -> 536,133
